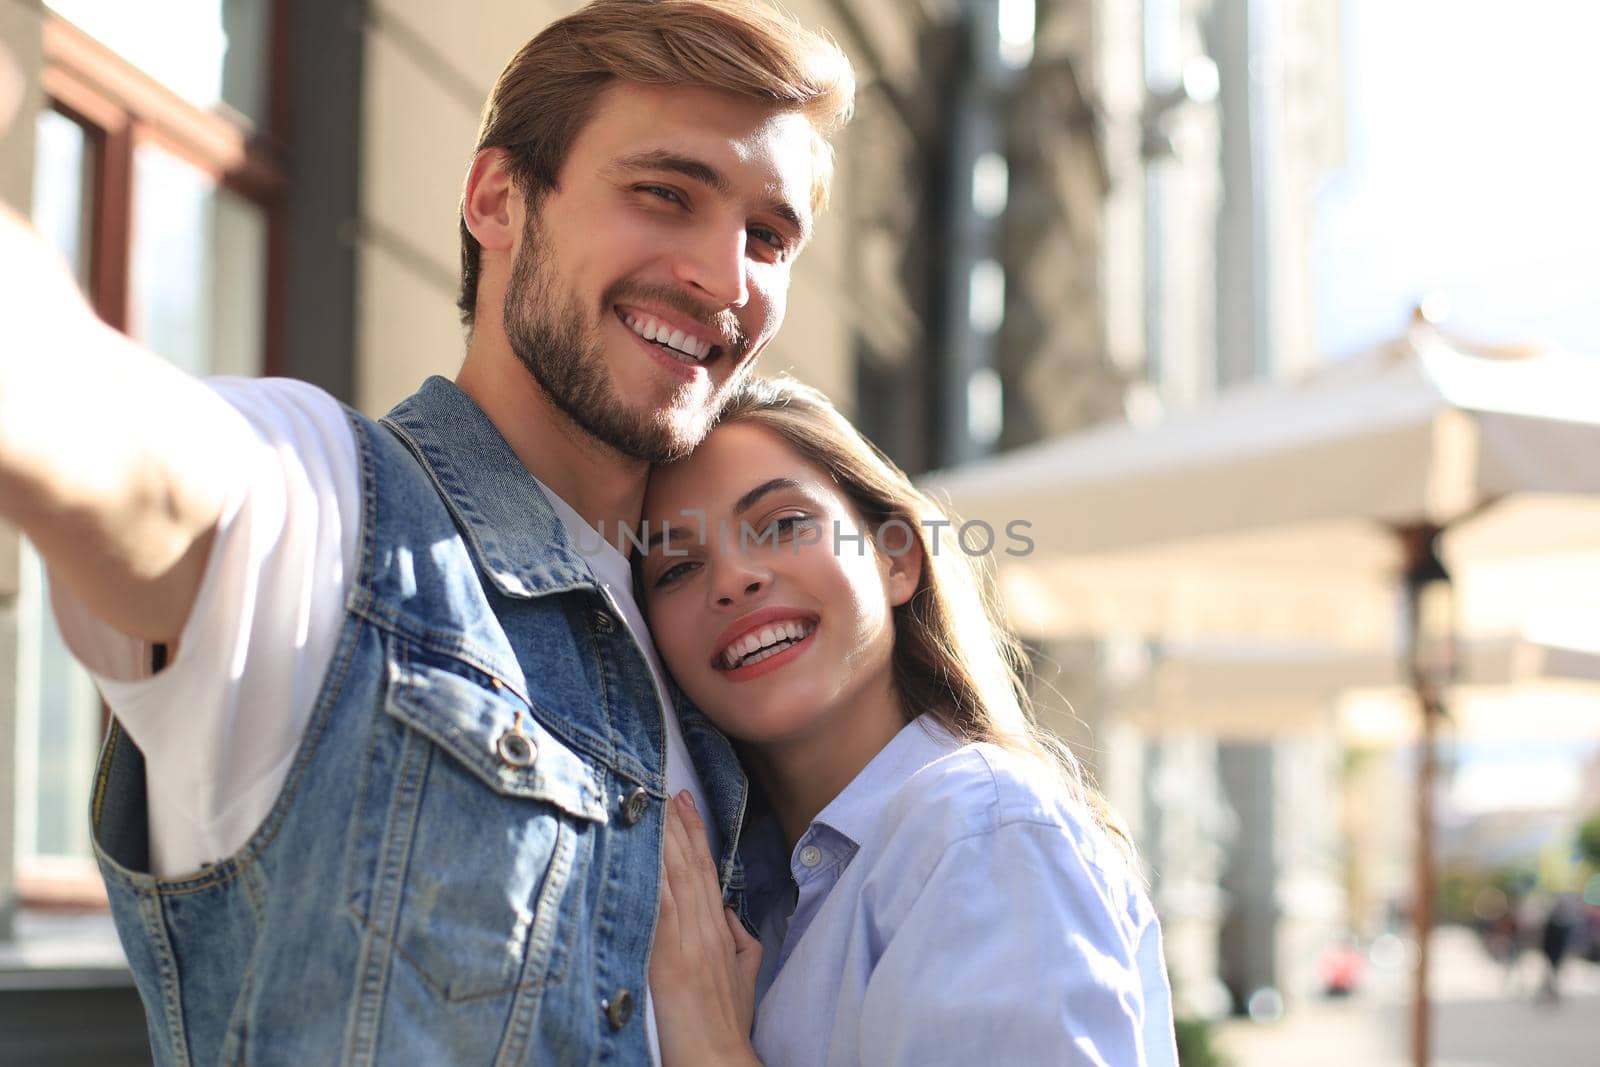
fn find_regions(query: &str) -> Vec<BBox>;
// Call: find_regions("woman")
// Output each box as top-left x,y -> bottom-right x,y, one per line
638,375 -> 1176,1066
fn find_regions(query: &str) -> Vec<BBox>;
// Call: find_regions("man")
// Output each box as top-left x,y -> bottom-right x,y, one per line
0,2 -> 853,1063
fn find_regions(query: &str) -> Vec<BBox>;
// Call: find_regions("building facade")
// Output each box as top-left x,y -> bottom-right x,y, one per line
1,0 -> 1345,1056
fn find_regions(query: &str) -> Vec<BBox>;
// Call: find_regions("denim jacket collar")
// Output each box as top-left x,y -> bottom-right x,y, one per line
381,376 -> 598,599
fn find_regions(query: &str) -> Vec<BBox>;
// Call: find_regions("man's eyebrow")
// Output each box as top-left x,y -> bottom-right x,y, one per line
612,150 -> 810,242
614,150 -> 730,194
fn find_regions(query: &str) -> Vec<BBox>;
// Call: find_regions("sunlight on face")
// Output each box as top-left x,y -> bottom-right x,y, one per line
639,422 -> 910,749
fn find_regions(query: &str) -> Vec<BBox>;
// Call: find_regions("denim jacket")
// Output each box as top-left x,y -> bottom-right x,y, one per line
90,376 -> 749,1066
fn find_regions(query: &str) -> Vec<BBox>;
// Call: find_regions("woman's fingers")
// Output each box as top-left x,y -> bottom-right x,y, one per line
726,907 -> 763,988
673,793 -> 737,952
676,790 -> 716,872
649,849 -> 679,985
661,798 -> 712,947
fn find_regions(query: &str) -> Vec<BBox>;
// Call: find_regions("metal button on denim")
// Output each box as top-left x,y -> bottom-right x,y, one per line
593,609 -> 616,634
799,845 -> 823,868
621,786 -> 649,826
604,989 -> 634,1030
495,726 -> 537,769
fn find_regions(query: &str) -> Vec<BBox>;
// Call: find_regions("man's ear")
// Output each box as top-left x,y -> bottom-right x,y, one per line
462,148 -> 520,254
881,522 -> 924,609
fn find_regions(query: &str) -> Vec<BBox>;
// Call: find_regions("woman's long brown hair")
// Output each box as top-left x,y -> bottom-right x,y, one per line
713,374 -> 1135,861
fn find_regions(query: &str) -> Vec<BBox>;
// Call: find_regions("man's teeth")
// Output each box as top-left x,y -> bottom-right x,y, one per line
623,312 -> 713,361
721,619 -> 816,670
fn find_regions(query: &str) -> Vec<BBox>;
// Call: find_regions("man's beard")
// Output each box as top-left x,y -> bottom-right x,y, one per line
502,215 -> 748,464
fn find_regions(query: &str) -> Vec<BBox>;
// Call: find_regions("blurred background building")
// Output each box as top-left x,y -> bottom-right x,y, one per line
1,0 -> 1596,1064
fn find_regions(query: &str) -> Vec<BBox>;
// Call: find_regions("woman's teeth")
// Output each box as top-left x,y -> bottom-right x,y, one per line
720,619 -> 816,670
623,311 -> 713,362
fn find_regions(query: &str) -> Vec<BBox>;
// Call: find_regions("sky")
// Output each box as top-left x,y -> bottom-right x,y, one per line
1313,0 -> 1600,358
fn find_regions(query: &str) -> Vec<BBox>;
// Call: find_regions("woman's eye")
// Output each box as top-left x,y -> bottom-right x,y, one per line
769,514 -> 810,538
653,560 -> 698,587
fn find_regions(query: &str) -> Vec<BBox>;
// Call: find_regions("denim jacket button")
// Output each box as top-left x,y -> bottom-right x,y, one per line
593,609 -> 616,635
604,989 -> 635,1030
620,786 -> 650,826
495,727 -> 538,769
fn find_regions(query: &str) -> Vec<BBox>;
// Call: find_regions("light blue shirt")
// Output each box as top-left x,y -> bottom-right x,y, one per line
743,717 -> 1178,1067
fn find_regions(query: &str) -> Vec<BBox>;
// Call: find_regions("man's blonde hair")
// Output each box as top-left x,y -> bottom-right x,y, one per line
458,0 -> 856,325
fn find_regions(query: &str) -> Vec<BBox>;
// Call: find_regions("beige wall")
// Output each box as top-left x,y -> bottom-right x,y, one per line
352,0 -> 908,420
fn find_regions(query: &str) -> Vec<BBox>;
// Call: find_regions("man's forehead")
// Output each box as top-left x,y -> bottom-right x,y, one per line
585,84 -> 817,205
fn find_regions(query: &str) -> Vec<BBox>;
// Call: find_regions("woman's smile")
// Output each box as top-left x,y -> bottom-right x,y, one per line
641,421 -> 907,751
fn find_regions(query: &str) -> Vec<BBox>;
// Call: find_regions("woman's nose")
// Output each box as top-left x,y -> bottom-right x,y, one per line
710,558 -> 768,607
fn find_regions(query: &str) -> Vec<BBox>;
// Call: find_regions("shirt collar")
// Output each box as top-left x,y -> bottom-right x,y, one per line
810,715 -> 962,848
380,376 -> 599,599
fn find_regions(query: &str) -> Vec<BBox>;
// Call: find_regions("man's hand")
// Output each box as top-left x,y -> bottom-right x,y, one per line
648,792 -> 764,1067
0,173 -> 236,645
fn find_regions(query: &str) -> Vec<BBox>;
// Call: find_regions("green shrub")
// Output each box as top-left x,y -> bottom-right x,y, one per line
1175,1016 -> 1231,1067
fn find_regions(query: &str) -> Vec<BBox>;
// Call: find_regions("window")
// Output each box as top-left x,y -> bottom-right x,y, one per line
15,3 -> 287,905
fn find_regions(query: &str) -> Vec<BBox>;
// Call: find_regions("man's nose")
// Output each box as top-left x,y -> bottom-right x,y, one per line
674,223 -> 749,309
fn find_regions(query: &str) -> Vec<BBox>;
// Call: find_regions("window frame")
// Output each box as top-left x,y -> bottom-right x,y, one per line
38,8 -> 290,355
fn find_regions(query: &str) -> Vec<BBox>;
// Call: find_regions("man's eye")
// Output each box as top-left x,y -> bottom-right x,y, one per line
641,185 -> 685,205
749,226 -> 786,254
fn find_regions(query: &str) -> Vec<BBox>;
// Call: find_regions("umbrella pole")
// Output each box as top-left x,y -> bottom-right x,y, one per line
1401,524 -> 1452,1067
1411,679 -> 1439,1067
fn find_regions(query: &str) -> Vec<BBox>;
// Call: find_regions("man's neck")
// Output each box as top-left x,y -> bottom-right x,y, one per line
455,341 -> 648,548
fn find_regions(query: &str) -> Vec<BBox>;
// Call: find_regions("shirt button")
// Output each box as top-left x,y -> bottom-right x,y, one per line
620,786 -> 650,826
798,845 -> 823,868
593,609 -> 616,634
604,989 -> 635,1031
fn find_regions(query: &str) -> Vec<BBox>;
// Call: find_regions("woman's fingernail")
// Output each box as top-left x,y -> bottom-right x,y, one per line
677,790 -> 697,812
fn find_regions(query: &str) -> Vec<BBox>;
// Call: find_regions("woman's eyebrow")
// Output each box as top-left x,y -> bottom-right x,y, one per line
641,478 -> 809,554
733,477 -> 805,516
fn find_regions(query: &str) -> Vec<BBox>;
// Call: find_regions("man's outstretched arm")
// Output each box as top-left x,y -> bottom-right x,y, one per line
0,202 -> 239,645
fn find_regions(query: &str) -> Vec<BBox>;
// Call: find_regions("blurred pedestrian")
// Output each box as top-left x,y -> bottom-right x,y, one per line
1537,894 -> 1578,1003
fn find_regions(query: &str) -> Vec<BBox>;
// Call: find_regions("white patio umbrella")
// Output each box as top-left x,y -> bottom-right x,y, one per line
927,315 -> 1600,641
921,314 -> 1600,1066
1118,638 -> 1600,743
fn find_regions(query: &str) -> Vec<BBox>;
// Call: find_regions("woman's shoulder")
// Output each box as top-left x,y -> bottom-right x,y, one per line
875,727 -> 1132,882
858,730 -> 1153,934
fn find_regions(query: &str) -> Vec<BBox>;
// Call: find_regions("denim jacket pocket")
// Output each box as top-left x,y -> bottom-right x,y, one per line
345,639 -> 609,1003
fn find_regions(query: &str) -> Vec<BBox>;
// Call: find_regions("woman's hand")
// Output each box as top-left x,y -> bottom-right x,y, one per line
649,790 -> 763,1067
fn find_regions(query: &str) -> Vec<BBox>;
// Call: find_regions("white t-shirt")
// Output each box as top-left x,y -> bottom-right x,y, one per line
52,376 -> 706,1061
